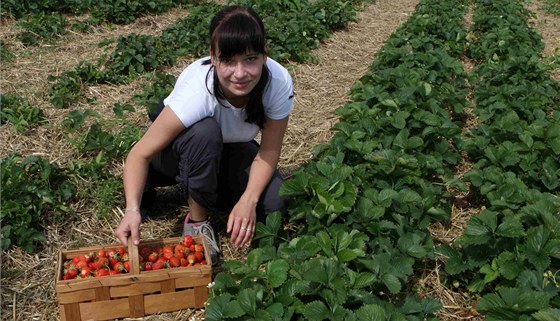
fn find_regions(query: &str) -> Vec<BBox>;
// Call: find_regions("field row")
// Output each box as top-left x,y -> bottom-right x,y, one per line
203,0 -> 559,320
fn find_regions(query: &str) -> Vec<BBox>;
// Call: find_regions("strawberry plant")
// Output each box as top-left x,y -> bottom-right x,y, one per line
59,107 -> 141,219
208,2 -> 472,318
17,12 -> 68,46
103,33 -> 176,78
89,0 -> 188,24
132,72 -> 176,114
440,0 -> 560,318
208,214 -> 442,321
0,0 -> 90,19
1,153 -> 76,252
0,93 -> 46,132
0,40 -> 15,63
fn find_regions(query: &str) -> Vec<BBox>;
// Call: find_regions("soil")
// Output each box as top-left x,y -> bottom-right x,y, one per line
0,0 -> 558,320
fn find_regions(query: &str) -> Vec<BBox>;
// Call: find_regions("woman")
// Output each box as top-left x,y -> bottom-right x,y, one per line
115,5 -> 294,264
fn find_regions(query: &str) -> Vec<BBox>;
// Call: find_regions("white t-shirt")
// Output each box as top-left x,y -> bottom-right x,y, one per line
164,57 -> 294,143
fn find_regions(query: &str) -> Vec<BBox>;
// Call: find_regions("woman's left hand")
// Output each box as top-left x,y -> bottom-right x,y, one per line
227,196 -> 257,247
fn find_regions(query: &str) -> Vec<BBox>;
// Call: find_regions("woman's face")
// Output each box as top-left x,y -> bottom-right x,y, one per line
212,50 -> 266,102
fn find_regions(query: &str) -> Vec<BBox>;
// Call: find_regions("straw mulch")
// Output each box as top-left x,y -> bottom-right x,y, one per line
1,0 -> 558,320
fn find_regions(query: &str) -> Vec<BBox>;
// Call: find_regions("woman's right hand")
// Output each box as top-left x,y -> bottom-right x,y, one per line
115,210 -> 142,246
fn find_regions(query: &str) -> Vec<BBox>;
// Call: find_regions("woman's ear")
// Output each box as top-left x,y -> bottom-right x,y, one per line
263,43 -> 269,62
210,48 -> 216,65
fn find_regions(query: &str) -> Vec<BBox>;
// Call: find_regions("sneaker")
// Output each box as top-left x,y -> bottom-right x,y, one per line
183,212 -> 219,265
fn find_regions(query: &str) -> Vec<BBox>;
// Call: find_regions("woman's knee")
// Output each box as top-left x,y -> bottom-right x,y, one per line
259,173 -> 287,216
172,117 -> 223,157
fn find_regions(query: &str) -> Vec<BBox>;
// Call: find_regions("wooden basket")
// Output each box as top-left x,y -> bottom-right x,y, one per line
55,236 -> 213,321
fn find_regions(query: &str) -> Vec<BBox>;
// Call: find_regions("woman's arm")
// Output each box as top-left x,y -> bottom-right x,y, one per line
115,107 -> 186,246
227,115 -> 289,246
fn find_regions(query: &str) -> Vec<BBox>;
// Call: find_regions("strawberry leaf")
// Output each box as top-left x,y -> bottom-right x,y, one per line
205,294 -> 244,321
304,301 -> 330,321
266,259 -> 289,288
238,288 -> 257,315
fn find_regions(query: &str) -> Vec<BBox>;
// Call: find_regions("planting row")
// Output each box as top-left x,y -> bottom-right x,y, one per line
47,0 -> 362,109
2,0 -> 199,46
441,0 -> 560,319
205,0 -> 471,319
205,0 -> 560,319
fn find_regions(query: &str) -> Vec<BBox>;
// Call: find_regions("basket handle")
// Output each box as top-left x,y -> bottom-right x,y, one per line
128,238 -> 141,275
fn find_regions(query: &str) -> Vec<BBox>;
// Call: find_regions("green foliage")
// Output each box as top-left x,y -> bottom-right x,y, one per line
476,287 -> 551,321
48,66 -> 88,108
0,40 -> 15,63
0,93 -> 46,131
311,0 -> 360,30
0,0 -> 90,19
541,0 -> 560,15
440,1 -> 560,317
89,0 -> 188,24
103,33 -> 176,78
84,176 -> 124,220
133,72 -> 176,113
208,0 -> 473,318
61,108 -> 141,161
61,106 -> 141,219
161,2 -> 222,58
207,215 -> 442,321
1,154 -> 76,252
17,12 -> 68,46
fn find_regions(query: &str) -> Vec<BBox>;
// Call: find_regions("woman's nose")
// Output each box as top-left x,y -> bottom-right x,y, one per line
233,63 -> 246,77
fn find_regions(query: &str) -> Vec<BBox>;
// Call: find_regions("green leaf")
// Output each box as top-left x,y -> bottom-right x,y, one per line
265,303 -> 285,320
356,304 -> 386,321
266,259 -> 290,288
247,248 -> 264,269
304,301 -> 330,321
398,233 -> 428,258
381,273 -> 401,294
549,137 -> 560,155
477,287 -> 549,313
391,111 -> 409,129
525,226 -> 551,271
381,98 -> 398,108
378,188 -> 397,207
496,216 -> 525,238
336,248 -> 358,262
238,288 -> 257,315
255,211 -> 282,244
304,258 -> 339,285
439,245 -> 467,275
480,263 -> 499,284
422,82 -> 432,96
353,272 -> 377,289
533,309 -> 560,321
205,294 -> 245,321
496,252 -> 523,281
279,172 -> 310,196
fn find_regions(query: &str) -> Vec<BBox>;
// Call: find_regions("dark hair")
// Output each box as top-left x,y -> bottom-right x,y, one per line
203,5 -> 269,129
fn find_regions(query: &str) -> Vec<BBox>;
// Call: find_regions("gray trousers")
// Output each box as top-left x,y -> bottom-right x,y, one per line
146,117 -> 286,219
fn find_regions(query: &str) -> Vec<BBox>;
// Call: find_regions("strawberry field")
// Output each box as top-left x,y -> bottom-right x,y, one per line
1,0 -> 559,320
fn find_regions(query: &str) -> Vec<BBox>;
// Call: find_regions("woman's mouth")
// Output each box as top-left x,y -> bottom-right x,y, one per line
232,81 -> 249,90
